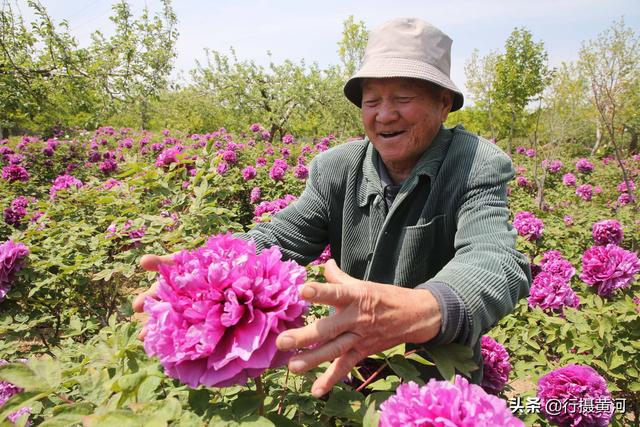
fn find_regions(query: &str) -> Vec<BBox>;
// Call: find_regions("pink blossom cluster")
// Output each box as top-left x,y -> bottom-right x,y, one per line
1,164 -> 29,182
156,145 -> 184,168
537,364 -> 612,427
592,219 -> 624,246
575,158 -> 594,173
254,195 -> 297,222
528,271 -> 580,314
269,159 -> 289,181
249,187 -> 261,204
580,244 -> 640,297
49,174 -> 83,199
513,211 -> 544,241
480,336 -> 512,395
3,196 -> 31,227
575,184 -> 593,201
379,376 -> 523,427
539,250 -> 576,282
311,245 -> 332,266
0,240 -> 29,302
241,166 -> 257,181
143,233 -> 307,387
562,173 -> 577,186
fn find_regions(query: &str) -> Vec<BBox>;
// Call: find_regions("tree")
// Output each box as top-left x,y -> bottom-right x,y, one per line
578,18 -> 639,209
464,49 -> 500,139
337,15 -> 367,78
493,28 -> 551,154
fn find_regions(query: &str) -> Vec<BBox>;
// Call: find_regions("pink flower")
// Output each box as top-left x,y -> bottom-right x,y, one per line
293,164 -> 308,180
156,146 -> 183,168
0,240 -> 29,302
575,158 -> 594,173
269,165 -> 286,181
281,134 -> 295,144
379,377 -> 523,427
480,336 -> 512,395
217,161 -> 229,175
515,176 -> 530,188
250,187 -> 261,204
241,166 -> 257,181
143,234 -> 307,388
617,180 -> 636,193
564,215 -> 574,226
525,148 -> 536,158
562,173 -> 576,186
576,184 -> 593,201
513,211 -> 544,241
580,244 -> 640,297
49,174 -> 83,200
528,272 -> 580,314
254,195 -> 297,222
539,250 -> 576,282
538,364 -> 612,427
311,245 -> 332,266
1,165 -> 29,182
249,123 -> 261,132
592,219 -> 624,246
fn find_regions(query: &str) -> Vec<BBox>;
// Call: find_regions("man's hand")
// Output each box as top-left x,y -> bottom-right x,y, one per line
132,254 -> 174,339
276,259 -> 441,398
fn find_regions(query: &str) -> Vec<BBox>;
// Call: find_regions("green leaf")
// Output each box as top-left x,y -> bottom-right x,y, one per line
368,375 -> 400,391
424,344 -> 478,381
387,355 -> 421,382
0,363 -> 51,392
83,410 -> 141,427
40,414 -> 86,427
362,401 -> 381,427
0,391 -> 50,422
322,390 -> 364,420
52,402 -> 95,416
231,391 -> 264,420
265,414 -> 299,427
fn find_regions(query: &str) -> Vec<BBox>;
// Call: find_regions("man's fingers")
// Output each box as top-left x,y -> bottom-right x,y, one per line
137,326 -> 148,341
322,259 -> 353,285
300,281 -> 360,306
132,282 -> 159,313
277,314 -> 349,351
311,350 -> 364,398
287,332 -> 361,374
139,254 -> 174,272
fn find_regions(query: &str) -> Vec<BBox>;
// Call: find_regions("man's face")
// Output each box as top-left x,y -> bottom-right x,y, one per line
361,78 -> 453,173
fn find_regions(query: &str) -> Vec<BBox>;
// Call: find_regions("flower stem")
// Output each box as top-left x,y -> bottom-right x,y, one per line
255,375 -> 265,416
278,368 -> 290,415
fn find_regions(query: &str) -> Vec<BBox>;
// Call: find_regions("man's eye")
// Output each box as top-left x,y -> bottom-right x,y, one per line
363,100 -> 379,107
396,97 -> 414,103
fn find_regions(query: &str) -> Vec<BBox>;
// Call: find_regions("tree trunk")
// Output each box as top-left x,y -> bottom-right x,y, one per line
591,124 -> 602,155
629,127 -> 638,154
1,127 -> 9,139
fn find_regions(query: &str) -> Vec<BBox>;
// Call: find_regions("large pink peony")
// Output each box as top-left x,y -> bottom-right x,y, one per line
480,336 -> 512,395
538,364 -> 612,427
580,244 -> 640,297
143,233 -> 307,388
379,376 -> 523,426
0,240 -> 30,302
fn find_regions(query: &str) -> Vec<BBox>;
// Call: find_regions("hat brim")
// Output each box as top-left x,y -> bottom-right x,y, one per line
343,57 -> 464,112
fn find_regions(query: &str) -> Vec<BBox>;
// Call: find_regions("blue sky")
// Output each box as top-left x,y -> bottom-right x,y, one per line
15,0 -> 640,95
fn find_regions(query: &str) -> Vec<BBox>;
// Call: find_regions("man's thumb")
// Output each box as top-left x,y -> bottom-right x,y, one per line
323,259 -> 351,284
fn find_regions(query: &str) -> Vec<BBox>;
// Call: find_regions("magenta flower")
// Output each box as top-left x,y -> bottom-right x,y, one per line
261,131 -> 271,141
311,245 -> 332,266
539,250 -> 576,282
1,165 -> 29,182
537,364 -> 612,427
217,161 -> 229,175
547,159 -> 563,173
617,192 -> 636,207
49,174 -> 83,200
515,176 -> 530,188
575,158 -> 594,173
592,219 -> 624,246
99,158 -> 118,174
269,165 -> 286,181
580,244 -> 640,297
617,180 -> 636,193
293,164 -> 308,180
0,240 -> 29,302
255,157 -> 267,167
515,146 -> 526,154
564,215 -> 574,226
103,178 -> 122,190
250,187 -> 261,204
222,150 -> 237,164
249,123 -> 261,132
143,234 -> 307,388
379,376 -> 523,427
528,272 -> 580,314
576,184 -> 593,201
513,211 -> 544,241
525,148 -> 536,158
156,145 -> 183,168
281,134 -> 294,144
254,195 -> 297,222
562,173 -> 576,186
241,166 -> 257,181
3,196 -> 30,227
480,336 -> 512,395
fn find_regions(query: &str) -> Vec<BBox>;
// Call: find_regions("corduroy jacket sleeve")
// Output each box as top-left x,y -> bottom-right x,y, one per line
427,150 -> 531,347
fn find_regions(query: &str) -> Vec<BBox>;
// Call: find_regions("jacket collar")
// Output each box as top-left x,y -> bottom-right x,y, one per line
357,126 -> 452,208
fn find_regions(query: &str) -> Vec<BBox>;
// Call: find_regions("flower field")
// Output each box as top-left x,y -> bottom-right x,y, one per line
0,126 -> 639,426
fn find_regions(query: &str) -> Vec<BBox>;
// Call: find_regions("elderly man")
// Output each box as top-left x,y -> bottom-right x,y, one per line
134,18 -> 531,398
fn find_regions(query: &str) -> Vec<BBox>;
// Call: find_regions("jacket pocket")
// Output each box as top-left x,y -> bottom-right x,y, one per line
395,214 -> 446,286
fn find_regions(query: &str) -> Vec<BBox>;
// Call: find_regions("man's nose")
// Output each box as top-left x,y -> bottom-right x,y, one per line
375,102 -> 399,124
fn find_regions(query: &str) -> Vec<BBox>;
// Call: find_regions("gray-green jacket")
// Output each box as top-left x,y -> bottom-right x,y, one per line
244,125 -> 531,381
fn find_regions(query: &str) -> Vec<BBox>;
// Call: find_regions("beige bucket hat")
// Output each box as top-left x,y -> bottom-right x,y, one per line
344,17 -> 464,111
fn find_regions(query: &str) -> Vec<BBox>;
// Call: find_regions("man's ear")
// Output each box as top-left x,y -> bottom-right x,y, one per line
440,89 -> 454,122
